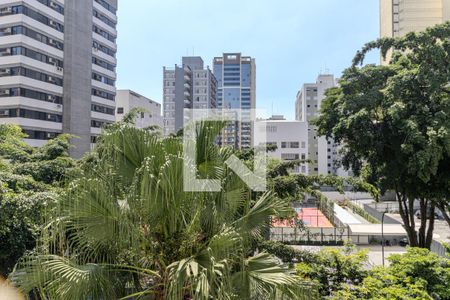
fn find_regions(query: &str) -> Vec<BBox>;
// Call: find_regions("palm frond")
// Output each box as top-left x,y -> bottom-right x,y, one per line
11,255 -> 117,300
232,252 -> 317,300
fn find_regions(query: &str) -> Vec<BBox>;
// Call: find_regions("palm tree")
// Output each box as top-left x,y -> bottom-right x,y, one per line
10,120 -> 317,299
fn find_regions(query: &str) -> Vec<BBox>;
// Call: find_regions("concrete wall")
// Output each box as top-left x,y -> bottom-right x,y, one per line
174,66 -> 186,132
380,0 -> 393,38
363,204 -> 400,224
444,0 -> 450,21
63,0 -> 94,158
105,0 -> 118,8
116,90 -> 163,129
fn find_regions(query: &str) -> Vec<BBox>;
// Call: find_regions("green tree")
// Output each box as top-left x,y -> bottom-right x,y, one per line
11,122 -> 317,299
0,124 -> 74,276
314,22 -> 450,248
0,124 -> 33,163
0,191 -> 57,277
333,247 -> 450,300
13,135 -> 76,185
296,244 -> 368,297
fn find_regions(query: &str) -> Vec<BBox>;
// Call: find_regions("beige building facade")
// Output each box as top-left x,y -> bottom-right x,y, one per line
380,0 -> 450,63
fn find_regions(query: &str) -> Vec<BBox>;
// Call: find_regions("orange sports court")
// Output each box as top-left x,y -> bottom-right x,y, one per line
272,207 -> 333,228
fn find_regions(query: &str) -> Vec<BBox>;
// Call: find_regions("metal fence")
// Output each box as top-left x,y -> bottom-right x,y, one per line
431,239 -> 448,257
270,227 -> 396,245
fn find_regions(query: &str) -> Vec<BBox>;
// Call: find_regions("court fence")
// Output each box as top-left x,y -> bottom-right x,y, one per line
270,226 -> 406,246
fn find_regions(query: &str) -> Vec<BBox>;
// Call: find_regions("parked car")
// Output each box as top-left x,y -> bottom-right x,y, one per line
414,210 -> 443,220
399,238 -> 409,247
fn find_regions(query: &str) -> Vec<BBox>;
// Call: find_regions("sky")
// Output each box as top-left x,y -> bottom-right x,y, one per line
116,0 -> 380,120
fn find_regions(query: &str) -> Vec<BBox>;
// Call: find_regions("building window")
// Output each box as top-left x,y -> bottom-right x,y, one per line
23,129 -> 59,140
91,104 -> 114,115
117,107 -> 124,114
290,142 -> 299,148
281,153 -> 299,160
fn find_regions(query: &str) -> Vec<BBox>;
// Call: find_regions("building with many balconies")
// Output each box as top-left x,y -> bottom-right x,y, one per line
162,56 -> 217,136
0,0 -> 118,158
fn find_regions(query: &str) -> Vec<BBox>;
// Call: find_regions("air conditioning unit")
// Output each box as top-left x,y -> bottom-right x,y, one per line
56,66 -> 63,72
48,38 -> 54,44
48,57 -> 57,65
0,7 -> 12,14
47,94 -> 56,101
50,2 -> 59,8
0,48 -> 11,55
0,89 -> 10,96
49,20 -> 58,27
93,47 -> 98,52
1,27 -> 11,35
56,104 -> 62,109
0,110 -> 9,116
0,68 -> 10,75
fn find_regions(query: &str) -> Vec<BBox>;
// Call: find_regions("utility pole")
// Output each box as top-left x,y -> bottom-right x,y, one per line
381,210 -> 387,267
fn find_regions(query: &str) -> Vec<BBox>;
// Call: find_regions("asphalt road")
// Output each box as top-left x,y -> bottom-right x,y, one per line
388,213 -> 450,244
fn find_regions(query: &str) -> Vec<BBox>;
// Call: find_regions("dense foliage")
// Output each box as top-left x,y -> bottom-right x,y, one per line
0,124 -> 74,276
294,245 -> 450,299
296,244 -> 369,297
332,248 -> 450,300
314,22 -> 450,248
10,121 -> 317,299
257,240 -> 317,264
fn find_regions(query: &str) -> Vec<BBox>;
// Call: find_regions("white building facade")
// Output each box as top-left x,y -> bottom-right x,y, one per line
296,74 -> 349,176
116,89 -> 162,129
260,116 -> 309,175
0,0 -> 118,158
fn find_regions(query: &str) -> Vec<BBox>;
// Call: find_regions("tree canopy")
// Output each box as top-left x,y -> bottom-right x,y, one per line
314,22 -> 450,248
332,247 -> 450,300
0,124 -> 75,276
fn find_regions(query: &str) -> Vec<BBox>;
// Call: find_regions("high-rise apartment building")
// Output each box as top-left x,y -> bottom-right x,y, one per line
0,0 -> 118,158
116,89 -> 163,129
213,53 -> 256,149
163,56 -> 217,136
380,0 -> 450,63
296,74 -> 345,176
